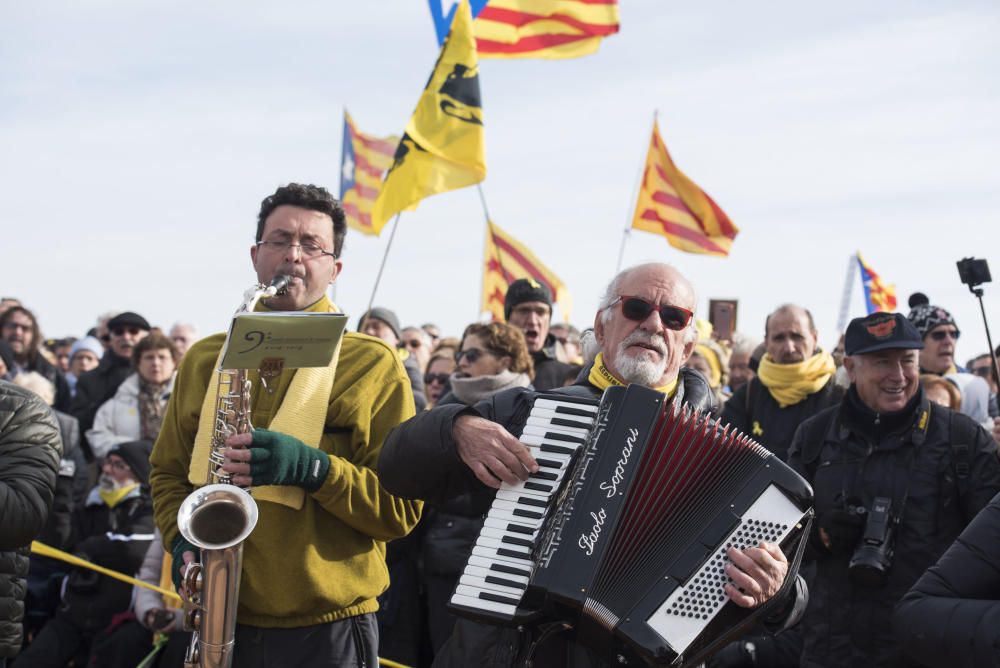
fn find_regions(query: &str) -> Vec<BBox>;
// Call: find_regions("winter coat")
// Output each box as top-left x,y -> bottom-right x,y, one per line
35,409 -> 88,550
530,335 -> 577,392
70,351 -> 133,458
892,490 -> 1000,667
86,372 -> 174,460
379,367 -> 807,667
0,381 -> 61,658
721,375 -> 843,462
788,387 -> 1000,667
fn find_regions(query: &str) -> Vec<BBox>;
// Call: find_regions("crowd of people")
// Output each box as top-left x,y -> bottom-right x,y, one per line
2,183 -> 1000,668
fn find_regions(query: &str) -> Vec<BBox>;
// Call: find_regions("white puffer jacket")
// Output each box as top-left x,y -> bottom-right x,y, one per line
87,373 -> 174,458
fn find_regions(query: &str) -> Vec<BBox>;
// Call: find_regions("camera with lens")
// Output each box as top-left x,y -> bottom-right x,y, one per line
848,496 -> 896,587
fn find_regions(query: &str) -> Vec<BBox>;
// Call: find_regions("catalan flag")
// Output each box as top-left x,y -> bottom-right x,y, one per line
482,221 -> 572,322
631,120 -> 738,257
857,252 -> 897,314
428,0 -> 619,60
339,112 -> 399,236
372,0 -> 486,235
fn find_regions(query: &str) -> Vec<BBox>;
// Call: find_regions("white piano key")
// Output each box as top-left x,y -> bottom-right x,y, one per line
460,573 -> 527,597
467,554 -> 532,578
482,517 -> 538,536
521,425 -> 587,442
486,508 -> 545,529
524,417 -> 591,437
450,592 -> 518,617
495,489 -> 552,508
471,545 -> 535,569
532,398 -> 599,414
518,433 -> 584,452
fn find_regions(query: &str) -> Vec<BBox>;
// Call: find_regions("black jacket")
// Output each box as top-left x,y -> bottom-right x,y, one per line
35,410 -> 88,550
379,367 -> 808,667
788,387 -> 1000,667
530,335 -> 577,392
0,381 -> 61,658
70,351 -> 132,458
721,376 -> 843,462
893,491 -> 1000,667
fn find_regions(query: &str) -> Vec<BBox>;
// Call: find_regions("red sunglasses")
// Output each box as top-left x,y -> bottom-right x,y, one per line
610,296 -> 693,331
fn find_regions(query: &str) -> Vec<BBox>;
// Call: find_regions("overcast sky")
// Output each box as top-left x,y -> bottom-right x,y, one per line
3,1 -> 999,358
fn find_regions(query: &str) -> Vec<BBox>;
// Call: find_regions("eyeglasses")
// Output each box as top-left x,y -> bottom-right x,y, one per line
455,348 -> 498,364
424,372 -> 450,385
609,296 -> 693,331
971,366 -> 994,378
100,334 -> 111,343
112,327 -> 142,337
401,339 -> 423,350
928,329 -> 960,342
104,457 -> 130,471
256,240 -> 336,260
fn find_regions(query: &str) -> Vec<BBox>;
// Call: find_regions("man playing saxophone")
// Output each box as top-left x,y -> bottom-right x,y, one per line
150,183 -> 422,667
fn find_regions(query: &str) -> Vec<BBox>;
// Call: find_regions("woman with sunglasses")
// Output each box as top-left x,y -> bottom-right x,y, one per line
423,351 -> 457,408
421,322 -> 534,654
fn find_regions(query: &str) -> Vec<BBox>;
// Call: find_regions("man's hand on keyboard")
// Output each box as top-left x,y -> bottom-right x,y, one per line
453,415 -> 539,488
723,542 -> 788,608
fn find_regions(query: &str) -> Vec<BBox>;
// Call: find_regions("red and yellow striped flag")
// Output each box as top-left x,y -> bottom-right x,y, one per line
430,0 -> 619,60
339,111 -> 399,236
631,121 -> 738,257
482,221 -> 572,322
857,252 -> 898,314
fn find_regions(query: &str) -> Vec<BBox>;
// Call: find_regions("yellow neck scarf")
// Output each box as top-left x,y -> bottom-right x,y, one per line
757,350 -> 836,408
99,483 -> 139,508
588,353 -> 679,398
694,343 -> 722,388
189,295 -> 343,510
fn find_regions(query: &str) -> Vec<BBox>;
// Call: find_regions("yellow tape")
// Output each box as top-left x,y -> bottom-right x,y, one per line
31,541 -> 182,606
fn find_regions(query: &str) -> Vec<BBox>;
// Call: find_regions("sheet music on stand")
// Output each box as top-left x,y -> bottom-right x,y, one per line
219,311 -> 348,371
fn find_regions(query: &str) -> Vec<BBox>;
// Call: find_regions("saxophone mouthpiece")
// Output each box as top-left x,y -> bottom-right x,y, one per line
266,274 -> 291,297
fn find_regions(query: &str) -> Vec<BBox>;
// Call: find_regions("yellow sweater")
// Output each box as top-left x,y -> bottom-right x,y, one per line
149,296 -> 422,627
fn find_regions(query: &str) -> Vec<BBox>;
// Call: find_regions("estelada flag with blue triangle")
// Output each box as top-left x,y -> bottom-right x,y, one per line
857,251 -> 897,313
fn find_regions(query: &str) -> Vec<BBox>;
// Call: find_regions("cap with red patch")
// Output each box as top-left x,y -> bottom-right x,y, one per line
845,312 -> 924,356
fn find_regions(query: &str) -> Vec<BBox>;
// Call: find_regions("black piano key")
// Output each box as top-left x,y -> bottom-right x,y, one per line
543,431 -> 585,444
485,575 -> 528,590
513,508 -> 543,520
491,562 -> 531,577
535,458 -> 563,469
501,535 -> 535,548
554,405 -> 598,418
524,481 -> 553,493
540,443 -> 576,456
506,523 -> 534,535
497,547 -> 527,560
529,470 -> 559,481
550,416 -> 592,429
479,590 -> 522,605
516,496 -> 548,508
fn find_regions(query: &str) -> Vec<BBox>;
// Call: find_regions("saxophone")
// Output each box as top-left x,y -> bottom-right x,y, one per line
176,275 -> 290,668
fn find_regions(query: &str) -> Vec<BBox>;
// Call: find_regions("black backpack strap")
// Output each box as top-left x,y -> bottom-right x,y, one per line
947,408 -> 976,500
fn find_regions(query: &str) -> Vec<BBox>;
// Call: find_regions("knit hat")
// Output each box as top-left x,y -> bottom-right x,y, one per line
107,311 -> 151,332
69,336 -> 104,363
504,279 -> 552,321
359,307 -> 401,340
906,293 -> 959,339
845,312 -> 924,356
107,440 -> 154,485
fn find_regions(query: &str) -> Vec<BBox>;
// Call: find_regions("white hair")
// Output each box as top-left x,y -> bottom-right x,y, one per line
730,331 -> 759,357
12,371 -> 55,406
597,263 -> 698,344
401,326 -> 432,346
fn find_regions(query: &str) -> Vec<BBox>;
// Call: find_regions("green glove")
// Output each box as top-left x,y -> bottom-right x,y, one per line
170,534 -> 200,591
249,428 -> 331,492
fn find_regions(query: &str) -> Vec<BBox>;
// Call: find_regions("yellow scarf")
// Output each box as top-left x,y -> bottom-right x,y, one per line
694,343 -> 722,388
588,352 -> 678,398
99,483 -> 139,508
189,297 -> 343,510
757,350 -> 836,408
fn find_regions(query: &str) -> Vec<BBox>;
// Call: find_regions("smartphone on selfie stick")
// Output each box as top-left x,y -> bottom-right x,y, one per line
957,257 -> 1000,416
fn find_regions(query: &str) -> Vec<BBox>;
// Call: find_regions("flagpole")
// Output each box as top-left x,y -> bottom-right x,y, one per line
363,213 -> 402,325
476,184 -> 503,321
616,111 -> 657,274
835,253 -> 857,345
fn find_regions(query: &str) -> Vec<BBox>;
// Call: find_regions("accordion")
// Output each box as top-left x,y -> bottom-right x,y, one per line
449,384 -> 813,666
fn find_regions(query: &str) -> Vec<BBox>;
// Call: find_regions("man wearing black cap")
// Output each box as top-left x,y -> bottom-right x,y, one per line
787,312 -> 1000,667
503,278 -> 575,391
70,311 -> 150,458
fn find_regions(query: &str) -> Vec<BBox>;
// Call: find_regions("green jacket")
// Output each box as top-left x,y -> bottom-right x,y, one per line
150,296 -> 422,627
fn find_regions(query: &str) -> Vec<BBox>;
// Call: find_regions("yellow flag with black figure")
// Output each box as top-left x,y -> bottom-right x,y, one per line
371,0 -> 486,234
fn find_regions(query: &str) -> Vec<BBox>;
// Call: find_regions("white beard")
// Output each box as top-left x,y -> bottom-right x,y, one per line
614,331 -> 668,386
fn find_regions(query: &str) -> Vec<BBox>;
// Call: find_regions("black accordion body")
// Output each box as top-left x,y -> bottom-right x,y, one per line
449,384 -> 814,666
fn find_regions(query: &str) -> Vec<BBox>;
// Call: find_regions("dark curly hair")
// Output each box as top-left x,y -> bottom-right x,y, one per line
131,332 -> 180,369
256,183 -> 347,258
0,306 -> 42,365
461,322 -> 534,379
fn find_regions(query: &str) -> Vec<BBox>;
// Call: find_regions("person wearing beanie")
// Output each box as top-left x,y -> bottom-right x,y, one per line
360,307 -> 427,411
503,278 -> 576,391
722,304 -> 843,463
787,312 -> 1000,667
686,337 -> 730,414
71,311 -> 151,461
66,336 -> 103,397
907,293 -> 993,425
15,440 -> 155,667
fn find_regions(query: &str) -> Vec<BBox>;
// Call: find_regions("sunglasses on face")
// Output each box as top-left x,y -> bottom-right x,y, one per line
112,327 -> 142,337
610,296 -> 693,331
455,348 -> 497,364
928,329 -> 960,342
402,339 -> 423,349
424,372 -> 449,385
971,366 -> 994,378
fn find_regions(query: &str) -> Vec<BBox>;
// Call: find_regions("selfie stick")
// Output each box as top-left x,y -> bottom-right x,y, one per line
962,268 -> 1000,417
